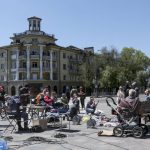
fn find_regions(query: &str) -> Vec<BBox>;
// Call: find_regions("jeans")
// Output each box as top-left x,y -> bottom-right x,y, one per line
86,108 -> 95,114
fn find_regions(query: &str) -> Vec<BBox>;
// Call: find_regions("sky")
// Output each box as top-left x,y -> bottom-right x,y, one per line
0,0 -> 150,57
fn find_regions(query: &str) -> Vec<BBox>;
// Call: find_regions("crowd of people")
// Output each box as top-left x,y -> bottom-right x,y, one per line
0,85 -> 88,131
0,81 -> 150,132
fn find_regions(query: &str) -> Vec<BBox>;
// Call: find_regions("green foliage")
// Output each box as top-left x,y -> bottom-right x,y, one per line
80,46 -> 150,89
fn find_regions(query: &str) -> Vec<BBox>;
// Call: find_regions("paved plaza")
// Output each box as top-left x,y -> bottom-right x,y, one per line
0,95 -> 150,150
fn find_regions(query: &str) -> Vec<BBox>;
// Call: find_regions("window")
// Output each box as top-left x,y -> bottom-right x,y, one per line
63,75 -> 66,80
31,50 -> 38,55
32,62 -> 38,68
23,62 -> 26,68
0,64 -> 4,69
19,50 -> 26,56
11,72 -> 16,80
32,74 -> 37,80
0,75 -> 4,81
43,61 -> 50,68
53,51 -> 57,58
63,64 -> 66,70
32,38 -> 38,44
11,61 -> 16,69
11,51 -> 16,55
53,73 -> 58,80
53,62 -> 57,69
0,53 -> 4,57
70,55 -> 73,59
33,20 -> 36,30
63,53 -> 66,58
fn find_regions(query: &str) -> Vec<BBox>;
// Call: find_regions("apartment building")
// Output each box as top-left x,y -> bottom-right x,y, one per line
0,16 -> 93,95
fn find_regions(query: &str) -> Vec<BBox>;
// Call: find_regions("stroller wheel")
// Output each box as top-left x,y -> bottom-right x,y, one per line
140,124 -> 148,135
132,126 -> 143,138
113,126 -> 123,137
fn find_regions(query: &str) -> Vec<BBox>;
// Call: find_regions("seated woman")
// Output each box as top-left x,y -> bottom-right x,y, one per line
86,97 -> 99,114
118,89 -> 139,113
44,91 -> 54,106
35,87 -> 49,105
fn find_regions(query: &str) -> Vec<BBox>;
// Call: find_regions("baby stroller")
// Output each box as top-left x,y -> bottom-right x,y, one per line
106,97 -> 149,138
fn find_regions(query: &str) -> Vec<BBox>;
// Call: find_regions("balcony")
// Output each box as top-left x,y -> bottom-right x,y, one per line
19,55 -> 27,59
18,67 -> 26,71
30,54 -> 39,59
43,67 -> 50,71
43,55 -> 50,60
30,67 -> 40,71
68,58 -> 82,64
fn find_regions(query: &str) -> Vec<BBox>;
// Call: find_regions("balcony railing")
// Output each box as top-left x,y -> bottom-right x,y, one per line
30,54 -> 39,59
30,67 -> 40,71
19,55 -> 27,59
18,67 -> 26,71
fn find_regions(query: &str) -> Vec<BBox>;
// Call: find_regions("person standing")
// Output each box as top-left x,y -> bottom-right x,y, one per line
70,86 -> 78,101
78,86 -> 86,109
65,86 -> 70,103
0,85 -> 5,107
117,86 -> 125,104
124,81 -> 131,98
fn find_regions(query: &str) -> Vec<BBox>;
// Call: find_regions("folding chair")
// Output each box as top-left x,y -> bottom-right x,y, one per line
0,105 -> 7,120
3,110 -> 18,133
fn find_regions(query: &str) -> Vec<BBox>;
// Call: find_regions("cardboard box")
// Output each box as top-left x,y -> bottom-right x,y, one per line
32,119 -> 47,130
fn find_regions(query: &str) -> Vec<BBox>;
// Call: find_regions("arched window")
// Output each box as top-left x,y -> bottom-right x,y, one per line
53,86 -> 57,93
11,86 -> 16,96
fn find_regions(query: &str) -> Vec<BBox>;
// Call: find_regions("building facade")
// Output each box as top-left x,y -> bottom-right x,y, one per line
0,16 -> 93,95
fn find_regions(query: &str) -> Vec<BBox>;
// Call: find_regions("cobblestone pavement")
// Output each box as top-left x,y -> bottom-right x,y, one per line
0,95 -> 150,150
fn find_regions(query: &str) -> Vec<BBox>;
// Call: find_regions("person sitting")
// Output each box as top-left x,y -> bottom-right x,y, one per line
117,89 -> 139,114
60,93 -> 68,106
86,97 -> 99,114
35,87 -> 48,105
8,95 -> 29,131
44,91 -> 54,106
145,88 -> 150,101
56,93 -> 69,113
66,94 -> 80,120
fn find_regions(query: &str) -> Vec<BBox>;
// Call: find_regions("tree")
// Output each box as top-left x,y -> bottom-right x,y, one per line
135,71 -> 150,89
119,47 -> 150,82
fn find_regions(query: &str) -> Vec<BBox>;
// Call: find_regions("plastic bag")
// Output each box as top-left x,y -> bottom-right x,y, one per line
0,139 -> 8,150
